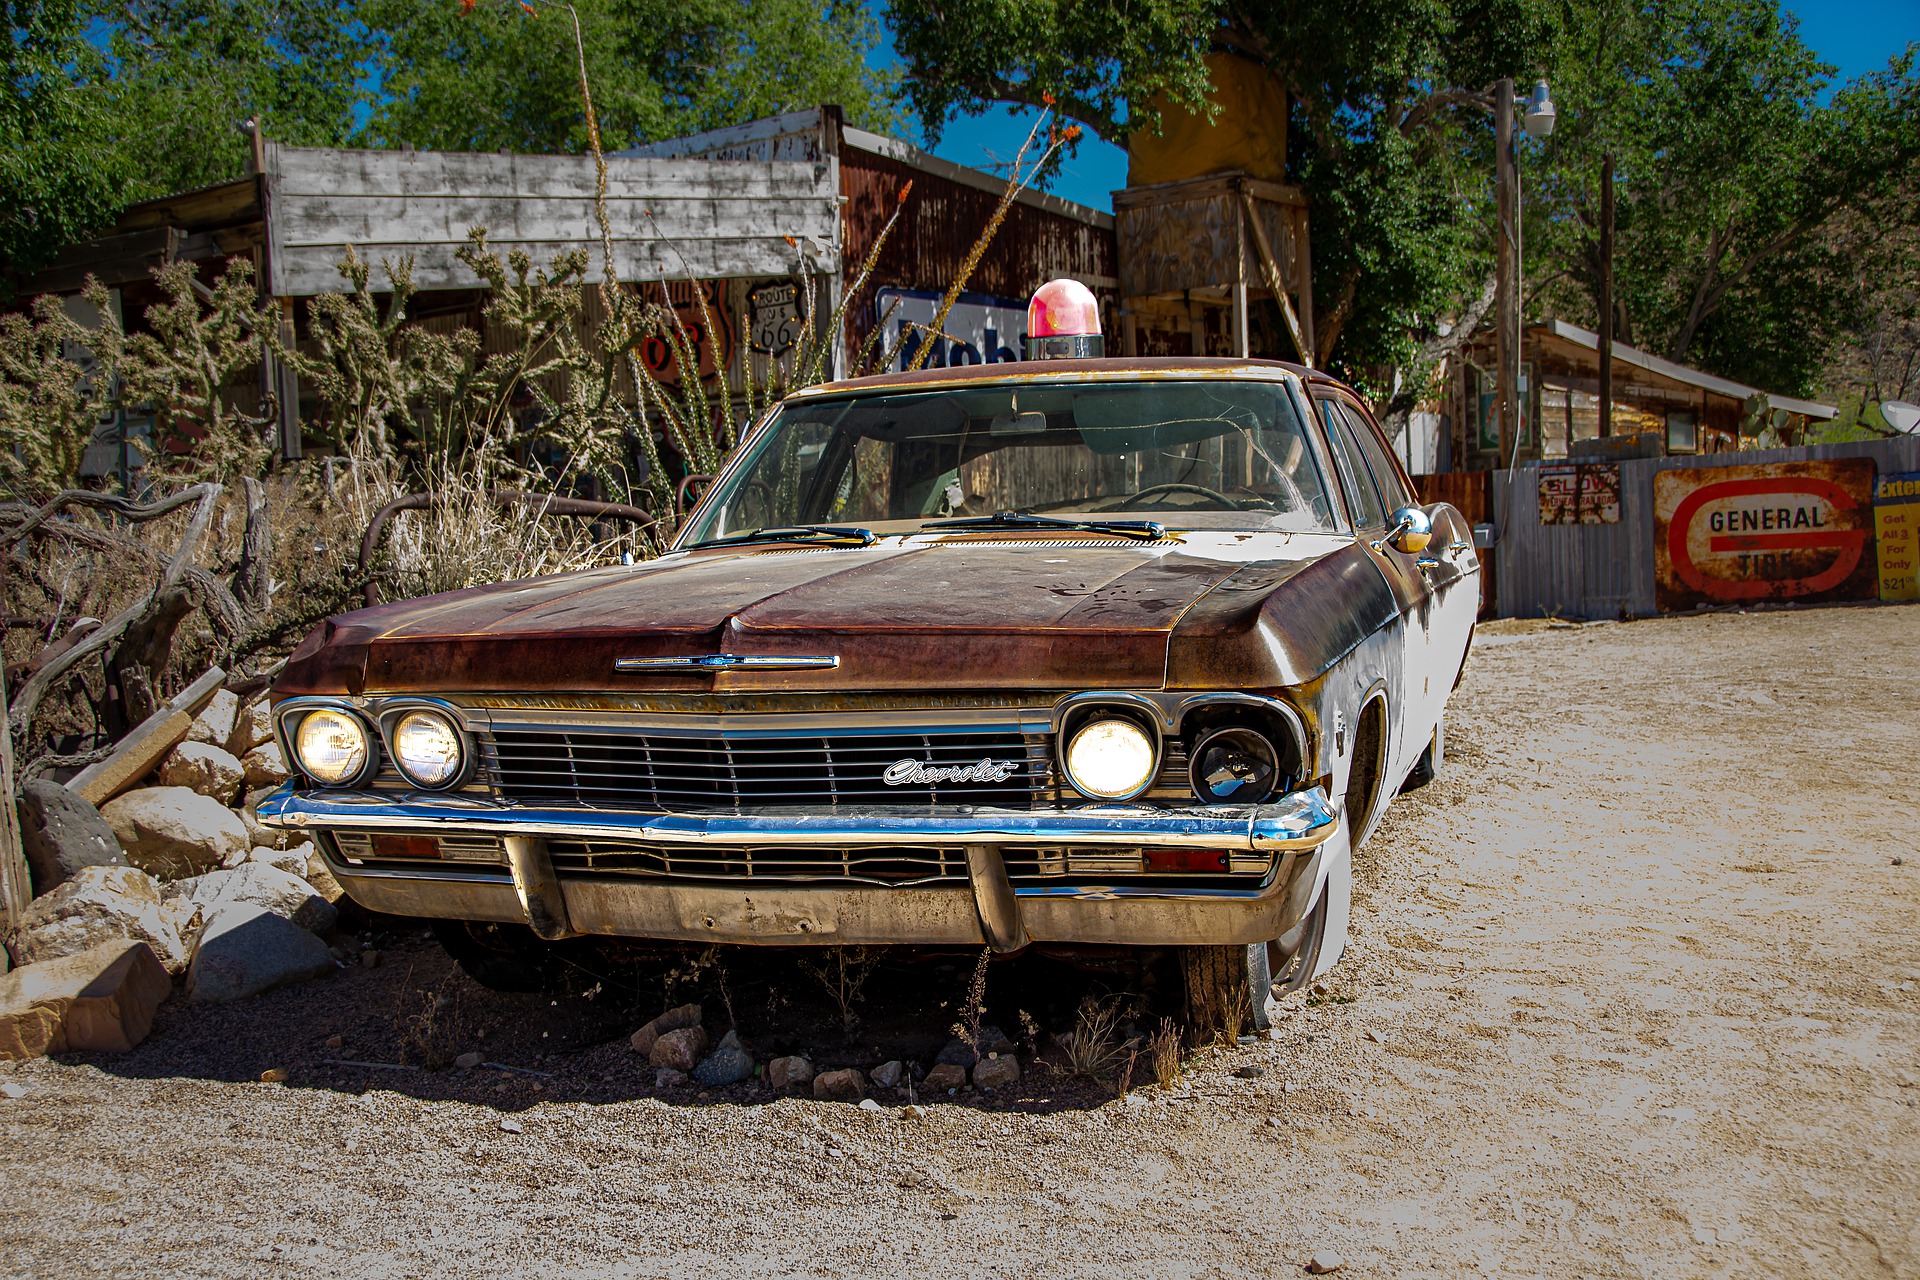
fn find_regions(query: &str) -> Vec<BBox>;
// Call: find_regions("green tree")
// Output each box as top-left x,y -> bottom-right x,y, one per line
1529,1 -> 1920,395
366,0 -> 901,154
888,0 -> 1553,394
1,0 -> 132,276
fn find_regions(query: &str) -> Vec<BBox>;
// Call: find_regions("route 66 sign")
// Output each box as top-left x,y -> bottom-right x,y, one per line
749,281 -> 804,356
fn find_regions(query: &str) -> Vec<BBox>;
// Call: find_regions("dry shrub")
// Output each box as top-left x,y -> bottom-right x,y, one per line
1057,995 -> 1126,1080
1150,1017 -> 1183,1088
798,946 -> 882,1038
399,986 -> 465,1068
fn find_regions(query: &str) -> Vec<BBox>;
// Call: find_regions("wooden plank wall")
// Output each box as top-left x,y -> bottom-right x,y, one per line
262,143 -> 840,296
1413,471 -> 1496,618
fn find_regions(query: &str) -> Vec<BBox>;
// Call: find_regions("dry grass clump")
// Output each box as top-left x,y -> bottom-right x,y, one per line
1057,995 -> 1127,1080
1149,1017 -> 1183,1088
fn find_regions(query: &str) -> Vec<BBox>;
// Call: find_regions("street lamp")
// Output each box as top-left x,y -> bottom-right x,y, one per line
1493,77 -> 1553,469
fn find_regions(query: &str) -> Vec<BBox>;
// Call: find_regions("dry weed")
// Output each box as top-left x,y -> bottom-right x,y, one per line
1150,1018 -> 1183,1088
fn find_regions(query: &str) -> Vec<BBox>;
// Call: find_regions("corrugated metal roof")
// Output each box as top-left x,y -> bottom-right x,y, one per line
1543,319 -> 1836,420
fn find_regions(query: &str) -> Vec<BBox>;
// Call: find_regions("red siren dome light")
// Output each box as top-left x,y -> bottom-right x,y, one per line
1026,278 -> 1104,360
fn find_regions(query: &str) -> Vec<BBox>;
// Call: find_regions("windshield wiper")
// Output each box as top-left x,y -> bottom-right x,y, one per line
920,511 -> 1168,541
684,524 -> 878,550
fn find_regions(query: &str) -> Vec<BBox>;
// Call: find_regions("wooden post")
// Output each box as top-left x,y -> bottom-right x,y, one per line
0,667 -> 31,930
1598,152 -> 1614,439
1494,78 -> 1517,468
1294,206 -> 1315,363
1231,185 -> 1250,358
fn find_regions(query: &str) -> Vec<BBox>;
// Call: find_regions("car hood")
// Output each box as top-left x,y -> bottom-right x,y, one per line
277,532 -> 1349,697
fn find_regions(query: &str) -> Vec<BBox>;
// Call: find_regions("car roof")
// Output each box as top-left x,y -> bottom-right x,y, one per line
790,356 -> 1360,401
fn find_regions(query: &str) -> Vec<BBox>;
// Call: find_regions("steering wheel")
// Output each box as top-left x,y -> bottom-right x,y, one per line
1111,481 -> 1242,511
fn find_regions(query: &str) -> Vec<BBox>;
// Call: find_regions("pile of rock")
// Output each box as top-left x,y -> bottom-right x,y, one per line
623,1006 -> 1026,1103
4,686 -> 341,1061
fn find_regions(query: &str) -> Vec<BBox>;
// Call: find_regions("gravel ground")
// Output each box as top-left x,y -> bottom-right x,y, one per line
2,603 -> 1916,1279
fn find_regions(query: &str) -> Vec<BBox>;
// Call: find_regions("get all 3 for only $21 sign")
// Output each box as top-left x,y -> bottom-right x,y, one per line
1653,458 -> 1878,612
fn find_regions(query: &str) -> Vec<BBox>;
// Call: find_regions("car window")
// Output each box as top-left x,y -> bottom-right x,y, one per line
1339,401 -> 1415,512
1317,398 -> 1386,529
685,379 -> 1341,540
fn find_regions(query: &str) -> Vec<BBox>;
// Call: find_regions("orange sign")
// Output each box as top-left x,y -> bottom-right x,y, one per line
635,280 -> 735,385
1653,459 -> 1877,611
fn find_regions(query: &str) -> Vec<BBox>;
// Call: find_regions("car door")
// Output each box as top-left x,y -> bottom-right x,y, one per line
1315,394 -> 1432,786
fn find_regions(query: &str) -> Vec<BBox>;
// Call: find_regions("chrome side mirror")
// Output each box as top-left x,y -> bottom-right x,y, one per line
1372,506 -> 1433,555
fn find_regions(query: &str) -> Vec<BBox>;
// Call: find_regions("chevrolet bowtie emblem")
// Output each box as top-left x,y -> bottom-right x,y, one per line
614,653 -> 840,673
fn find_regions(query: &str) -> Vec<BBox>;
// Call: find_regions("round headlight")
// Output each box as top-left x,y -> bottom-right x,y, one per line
1064,717 -> 1157,800
293,708 -> 371,786
392,709 -> 465,789
1189,726 -> 1279,804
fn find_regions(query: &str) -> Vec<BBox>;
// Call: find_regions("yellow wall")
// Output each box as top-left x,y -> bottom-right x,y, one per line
1127,52 -> 1288,186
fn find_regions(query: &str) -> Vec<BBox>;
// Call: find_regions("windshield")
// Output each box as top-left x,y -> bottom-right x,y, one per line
681,378 -> 1339,543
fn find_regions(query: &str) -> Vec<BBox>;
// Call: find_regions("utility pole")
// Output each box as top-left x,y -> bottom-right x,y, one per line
1598,153 -> 1614,439
1494,79 -> 1518,467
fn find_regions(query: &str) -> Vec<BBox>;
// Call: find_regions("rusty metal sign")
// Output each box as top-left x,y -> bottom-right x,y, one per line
1538,461 -> 1621,525
1875,471 -> 1920,602
1653,459 -> 1878,611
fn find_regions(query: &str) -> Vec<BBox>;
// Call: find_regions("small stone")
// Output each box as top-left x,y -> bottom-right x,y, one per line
186,903 -> 335,1003
901,1104 -> 924,1120
653,1068 -> 688,1088
0,1082 -> 25,1098
972,1056 -> 1020,1091
17,779 -> 126,894
1895,857 -> 1906,866
1236,1064 -> 1267,1079
628,1002 -> 703,1056
858,1097 -> 883,1112
767,1055 -> 815,1091
455,1051 -> 484,1069
0,940 -> 172,1060
260,1067 -> 288,1083
923,1063 -> 968,1092
692,1036 -> 754,1087
648,1025 -> 709,1072
870,1059 -> 905,1089
499,1118 -> 524,1134
100,786 -> 249,879
241,743 -> 291,787
812,1068 -> 866,1103
159,742 -> 246,805
1365,1029 -> 1386,1044
185,689 -> 240,749
361,949 -> 381,968
1306,1247 -> 1344,1274
324,1033 -> 344,1049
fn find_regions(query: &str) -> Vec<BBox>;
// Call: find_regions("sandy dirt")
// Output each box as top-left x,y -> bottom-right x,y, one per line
2,604 -> 1916,1279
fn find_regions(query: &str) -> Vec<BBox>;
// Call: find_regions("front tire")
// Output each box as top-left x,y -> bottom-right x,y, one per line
432,920 -> 572,993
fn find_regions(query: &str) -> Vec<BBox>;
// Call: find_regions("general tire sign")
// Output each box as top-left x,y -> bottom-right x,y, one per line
1653,459 -> 1877,611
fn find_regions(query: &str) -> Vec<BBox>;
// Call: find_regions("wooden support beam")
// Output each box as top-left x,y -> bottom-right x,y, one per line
1240,192 -> 1312,366
66,666 -> 226,808
0,668 -> 29,932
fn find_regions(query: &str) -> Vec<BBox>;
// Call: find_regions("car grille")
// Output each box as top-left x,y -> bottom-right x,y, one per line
481,725 -> 1052,812
545,839 -> 969,885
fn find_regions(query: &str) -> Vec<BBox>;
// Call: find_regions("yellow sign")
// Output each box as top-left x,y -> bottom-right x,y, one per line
1875,471 -> 1920,601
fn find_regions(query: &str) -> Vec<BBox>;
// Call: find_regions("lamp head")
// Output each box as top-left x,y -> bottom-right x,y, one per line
1522,79 -> 1556,139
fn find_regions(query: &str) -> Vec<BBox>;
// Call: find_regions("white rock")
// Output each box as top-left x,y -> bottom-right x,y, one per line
158,742 -> 246,804
100,786 -> 249,879
185,690 -> 240,749
248,845 -> 307,877
186,902 -> 334,1003
0,940 -> 172,1059
241,743 -> 291,787
4,865 -> 192,974
227,698 -> 273,756
1306,1248 -> 1344,1275
300,843 -> 344,905
188,861 -> 337,935
238,805 -> 288,852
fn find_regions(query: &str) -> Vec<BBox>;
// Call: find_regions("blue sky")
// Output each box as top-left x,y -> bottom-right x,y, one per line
884,4 -> 1918,214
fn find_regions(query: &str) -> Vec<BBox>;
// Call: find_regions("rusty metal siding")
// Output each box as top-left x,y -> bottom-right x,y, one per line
1492,437 -> 1920,619
841,149 -> 1117,356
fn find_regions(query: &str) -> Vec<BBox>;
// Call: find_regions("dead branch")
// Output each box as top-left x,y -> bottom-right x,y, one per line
7,484 -> 221,735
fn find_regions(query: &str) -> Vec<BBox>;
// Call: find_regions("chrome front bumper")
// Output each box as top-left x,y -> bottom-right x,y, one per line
259,784 -> 1343,949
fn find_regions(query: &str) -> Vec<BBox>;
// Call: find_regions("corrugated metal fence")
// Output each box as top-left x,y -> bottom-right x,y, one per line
1491,438 -> 1920,619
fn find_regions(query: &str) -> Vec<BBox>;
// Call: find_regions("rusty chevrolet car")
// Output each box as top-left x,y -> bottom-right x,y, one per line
260,283 -> 1478,1030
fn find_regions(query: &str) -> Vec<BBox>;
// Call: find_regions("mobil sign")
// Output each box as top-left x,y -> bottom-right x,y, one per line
1653,458 -> 1877,611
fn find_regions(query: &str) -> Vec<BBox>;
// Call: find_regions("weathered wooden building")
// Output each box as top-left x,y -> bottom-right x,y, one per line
1443,320 -> 1837,470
